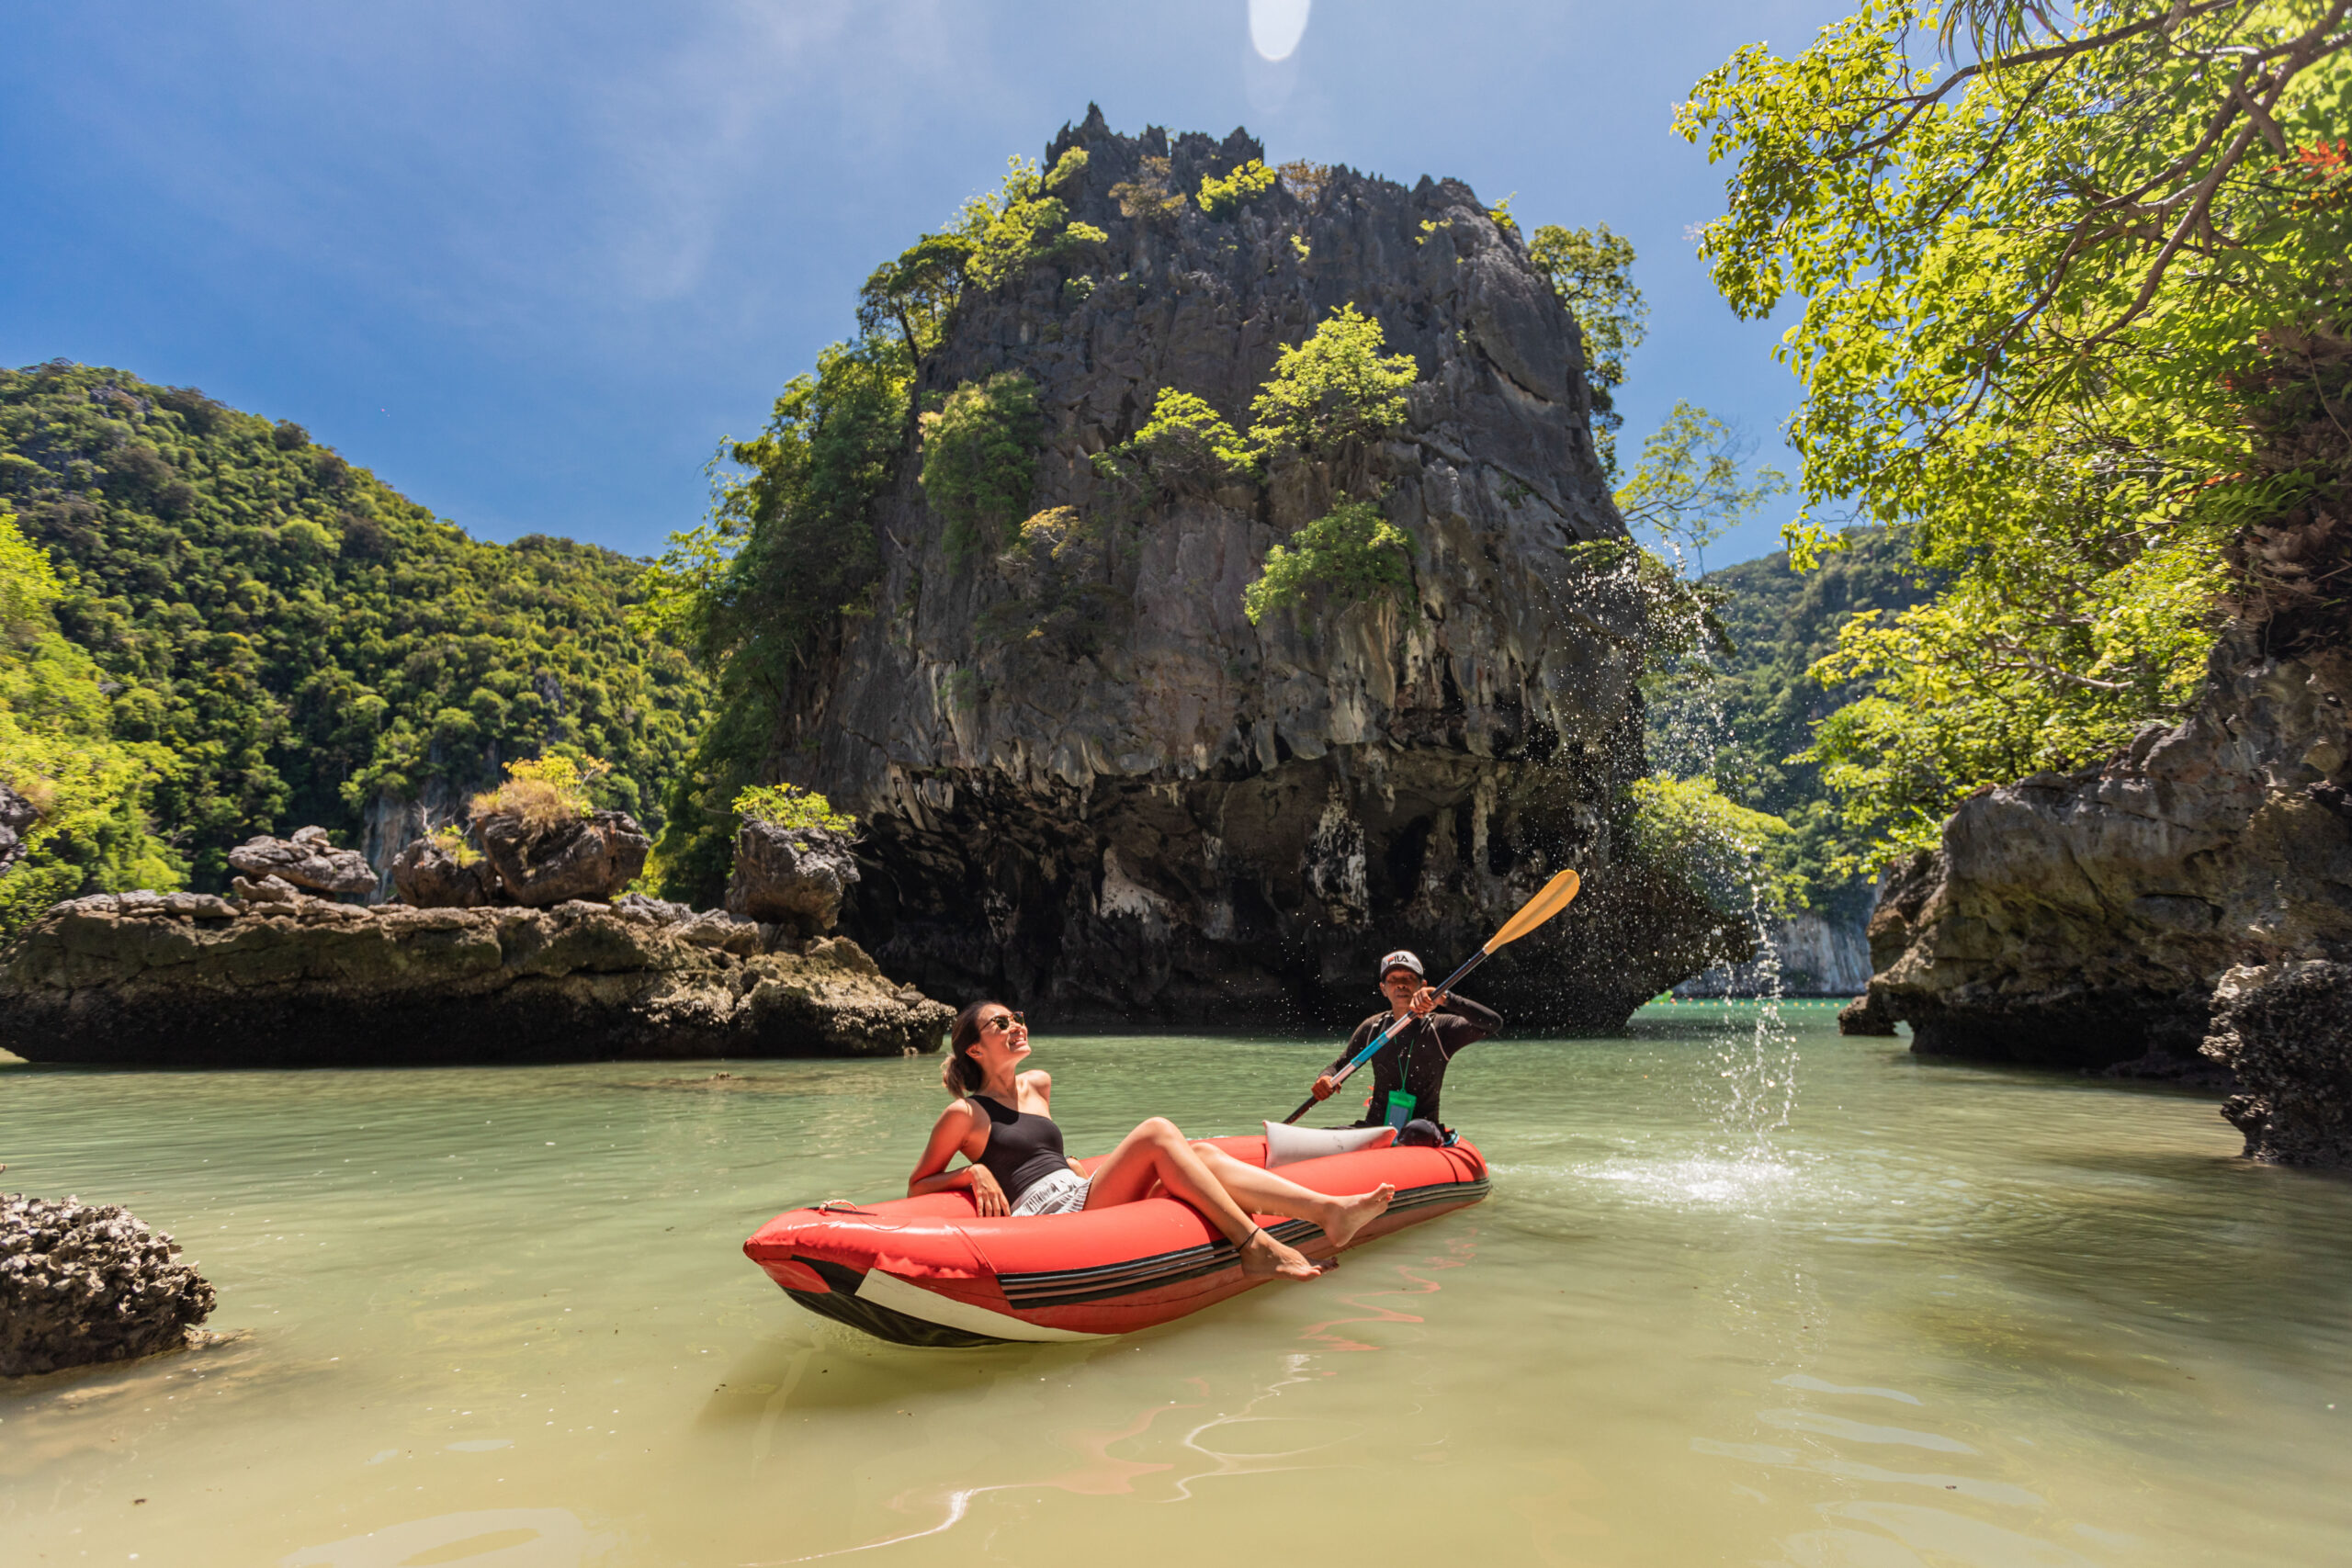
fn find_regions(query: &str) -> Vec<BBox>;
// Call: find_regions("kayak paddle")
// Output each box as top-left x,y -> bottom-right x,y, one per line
1281,867 -> 1581,1126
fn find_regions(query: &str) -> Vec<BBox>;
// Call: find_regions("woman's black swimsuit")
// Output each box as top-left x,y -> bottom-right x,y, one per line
970,1094 -> 1070,1205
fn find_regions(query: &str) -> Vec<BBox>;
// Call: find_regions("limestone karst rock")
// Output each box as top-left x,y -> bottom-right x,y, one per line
476,809 -> 650,908
390,835 -> 501,908
0,891 -> 950,1066
1,1194 -> 218,1376
1852,627 -> 2352,1093
225,825 -> 378,897
728,823 -> 860,938
770,110 -> 1739,1026
0,783 -> 36,876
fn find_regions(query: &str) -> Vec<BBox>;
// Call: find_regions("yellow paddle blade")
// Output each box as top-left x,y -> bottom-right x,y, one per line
1482,868 -> 1581,953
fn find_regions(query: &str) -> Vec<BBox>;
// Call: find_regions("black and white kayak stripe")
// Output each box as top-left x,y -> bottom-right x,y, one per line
996,1176 -> 1488,1309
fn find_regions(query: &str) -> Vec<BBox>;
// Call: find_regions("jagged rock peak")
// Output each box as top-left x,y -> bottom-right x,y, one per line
782,114 -> 1737,1026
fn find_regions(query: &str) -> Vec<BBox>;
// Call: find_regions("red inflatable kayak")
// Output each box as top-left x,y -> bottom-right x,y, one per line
744,1134 -> 1489,1345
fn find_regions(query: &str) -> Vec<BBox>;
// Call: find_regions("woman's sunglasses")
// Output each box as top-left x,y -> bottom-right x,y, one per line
980,1011 -> 1026,1035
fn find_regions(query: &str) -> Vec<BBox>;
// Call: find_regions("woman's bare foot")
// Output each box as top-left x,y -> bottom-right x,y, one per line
1317,1183 -> 1396,1250
1239,1227 -> 1322,1280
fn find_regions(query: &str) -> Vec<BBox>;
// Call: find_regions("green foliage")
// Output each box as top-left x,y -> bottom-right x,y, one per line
1247,305 -> 1419,455
472,752 -> 609,834
1197,158 -> 1276,220
0,509 -> 183,934
0,364 -> 708,889
1676,0 -> 2351,861
1129,389 -> 1259,490
1804,528 -> 2223,864
1560,538 -> 1729,665
1624,773 -> 1804,921
1276,161 -> 1333,205
636,335 -> 909,903
1646,530 -> 1939,916
428,821 -> 482,866
1242,497 -> 1414,626
1110,155 -> 1189,221
1612,401 -> 1789,570
1527,223 -> 1647,479
920,373 -> 1044,559
856,151 -> 1099,359
733,782 -> 856,833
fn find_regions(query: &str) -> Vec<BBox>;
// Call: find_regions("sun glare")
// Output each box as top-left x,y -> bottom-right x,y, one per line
1249,0 -> 1311,62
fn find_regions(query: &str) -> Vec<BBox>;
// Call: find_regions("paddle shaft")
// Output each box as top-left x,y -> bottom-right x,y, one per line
1279,948 -> 1493,1126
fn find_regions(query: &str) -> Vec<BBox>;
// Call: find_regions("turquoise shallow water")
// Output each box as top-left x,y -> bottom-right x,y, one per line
4,1004 -> 2350,1566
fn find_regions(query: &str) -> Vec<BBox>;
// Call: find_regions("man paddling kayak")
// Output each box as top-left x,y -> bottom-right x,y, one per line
1307,950 -> 1501,1140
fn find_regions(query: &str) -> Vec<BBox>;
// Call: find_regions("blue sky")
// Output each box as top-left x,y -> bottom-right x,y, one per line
2,0 -> 1849,567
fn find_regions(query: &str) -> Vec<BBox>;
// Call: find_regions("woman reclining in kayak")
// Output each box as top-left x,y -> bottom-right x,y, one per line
908,1000 -> 1395,1280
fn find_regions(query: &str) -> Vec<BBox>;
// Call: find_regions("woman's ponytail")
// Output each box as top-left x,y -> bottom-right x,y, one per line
943,1000 -> 996,1098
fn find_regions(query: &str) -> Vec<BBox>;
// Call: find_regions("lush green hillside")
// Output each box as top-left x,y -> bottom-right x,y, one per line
1646,528 -> 1936,919
0,360 -> 707,892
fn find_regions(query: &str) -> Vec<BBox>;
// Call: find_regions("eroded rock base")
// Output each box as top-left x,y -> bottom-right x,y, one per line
2203,962 -> 2352,1165
0,893 -> 952,1067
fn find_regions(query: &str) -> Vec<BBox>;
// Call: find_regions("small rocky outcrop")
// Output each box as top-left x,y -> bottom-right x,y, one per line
0,782 -> 37,876
226,825 -> 378,897
0,890 -> 952,1067
475,809 -> 650,908
2201,962 -> 2352,1165
2,1195 -> 218,1377
727,822 -> 860,937
1837,989 -> 1898,1037
390,836 -> 501,908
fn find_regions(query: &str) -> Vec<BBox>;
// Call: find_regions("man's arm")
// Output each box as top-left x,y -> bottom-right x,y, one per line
1432,994 -> 1502,1055
1314,1017 -> 1381,1101
1326,1017 -> 1377,1077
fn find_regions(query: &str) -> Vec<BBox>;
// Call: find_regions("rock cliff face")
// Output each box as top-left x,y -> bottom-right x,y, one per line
0,891 -> 951,1067
1674,909 -> 1871,998
783,111 -> 1735,1025
1851,628 -> 2352,1081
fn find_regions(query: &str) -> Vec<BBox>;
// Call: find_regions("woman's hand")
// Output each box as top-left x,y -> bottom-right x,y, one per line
967,1164 -> 1009,1216
1310,1073 -> 1340,1101
1408,986 -> 1449,1017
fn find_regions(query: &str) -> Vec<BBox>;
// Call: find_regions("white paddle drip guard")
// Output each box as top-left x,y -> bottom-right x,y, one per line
1262,1121 -> 1397,1168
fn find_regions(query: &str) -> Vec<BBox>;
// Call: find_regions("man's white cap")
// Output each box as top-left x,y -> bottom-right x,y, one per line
1377,950 -> 1424,980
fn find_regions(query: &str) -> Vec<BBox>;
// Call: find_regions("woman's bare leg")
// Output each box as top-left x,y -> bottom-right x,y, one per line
1083,1119 -> 1320,1280
1188,1145 -> 1396,1249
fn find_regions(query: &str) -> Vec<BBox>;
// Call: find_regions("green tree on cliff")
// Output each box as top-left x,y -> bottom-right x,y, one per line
1678,0 -> 2352,864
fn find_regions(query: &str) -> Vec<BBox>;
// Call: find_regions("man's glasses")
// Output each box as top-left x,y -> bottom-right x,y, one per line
980,1011 -> 1026,1034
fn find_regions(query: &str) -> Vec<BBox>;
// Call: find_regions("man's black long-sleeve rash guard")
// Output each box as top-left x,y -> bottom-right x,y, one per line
1325,995 -> 1502,1129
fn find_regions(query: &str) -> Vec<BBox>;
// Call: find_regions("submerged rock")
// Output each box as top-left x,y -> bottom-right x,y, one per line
475,809 -> 650,908
1,1195 -> 217,1377
226,825 -> 379,897
727,822 -> 859,937
2202,961 -> 2352,1165
0,893 -> 952,1066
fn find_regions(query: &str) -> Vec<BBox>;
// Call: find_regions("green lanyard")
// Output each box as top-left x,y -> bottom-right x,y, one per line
1384,1013 -> 1426,1129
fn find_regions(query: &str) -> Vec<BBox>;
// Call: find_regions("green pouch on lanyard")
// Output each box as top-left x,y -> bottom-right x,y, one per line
1384,1089 -> 1418,1130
